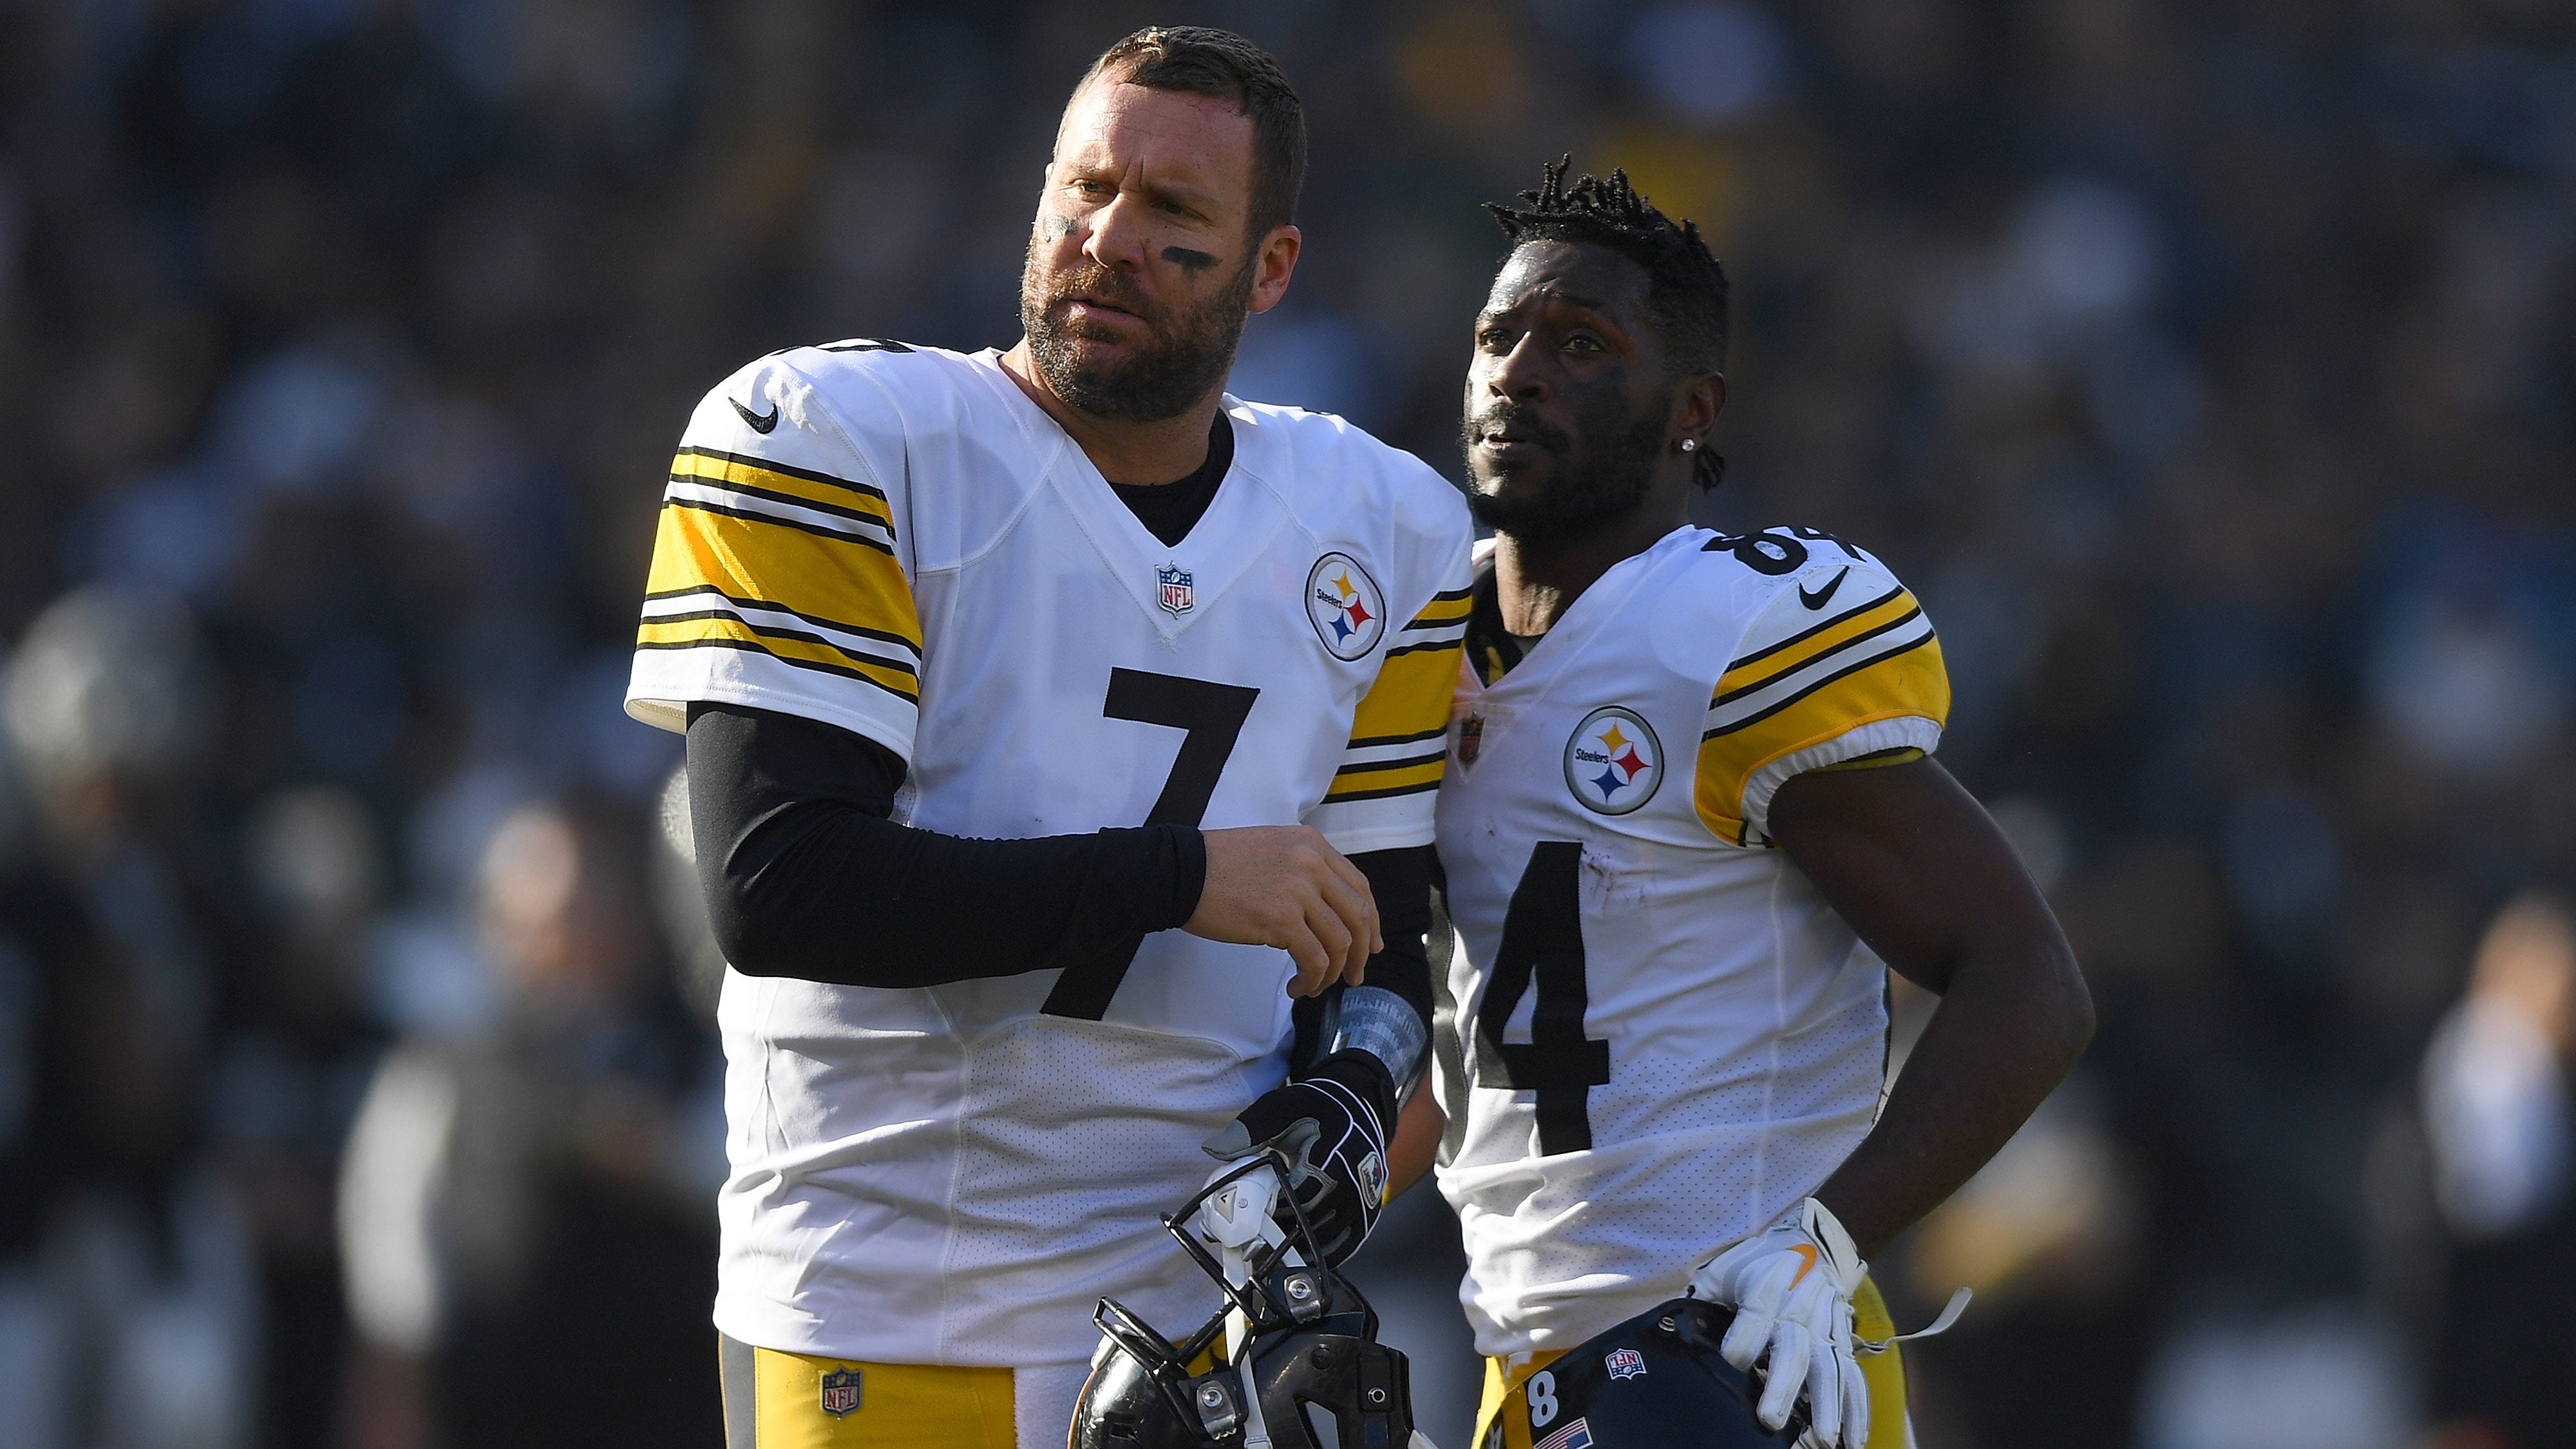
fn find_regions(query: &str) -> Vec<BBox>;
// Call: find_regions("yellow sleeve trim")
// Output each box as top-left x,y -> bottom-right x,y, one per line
1323,756 -> 1446,802
1695,636 -> 1949,845
1403,590 -> 1473,629
670,447 -> 895,532
1349,639 -> 1463,744
638,500 -> 923,702
636,615 -> 920,703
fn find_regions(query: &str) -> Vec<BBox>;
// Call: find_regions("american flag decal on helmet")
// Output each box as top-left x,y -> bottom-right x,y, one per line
1537,1417 -> 1593,1449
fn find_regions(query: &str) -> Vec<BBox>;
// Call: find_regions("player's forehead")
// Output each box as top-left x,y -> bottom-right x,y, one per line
1054,73 -> 1256,210
1482,240 -> 1653,324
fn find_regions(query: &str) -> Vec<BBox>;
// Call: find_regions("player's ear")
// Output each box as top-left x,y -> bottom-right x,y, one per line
1247,223 -> 1302,315
1672,372 -> 1724,440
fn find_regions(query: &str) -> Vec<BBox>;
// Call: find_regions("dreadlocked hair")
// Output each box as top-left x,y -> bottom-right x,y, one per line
1486,157 -> 1730,490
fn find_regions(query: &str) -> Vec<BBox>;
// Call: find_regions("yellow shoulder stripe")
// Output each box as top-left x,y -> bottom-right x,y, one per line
1349,638 -> 1462,745
642,500 -> 922,670
1695,636 -> 1949,846
671,447 -> 895,532
1403,589 -> 1473,629
1715,586 -> 1919,701
1323,756 -> 1445,802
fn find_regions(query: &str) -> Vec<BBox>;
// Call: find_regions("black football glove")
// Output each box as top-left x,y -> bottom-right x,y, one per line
1202,1049 -> 1394,1266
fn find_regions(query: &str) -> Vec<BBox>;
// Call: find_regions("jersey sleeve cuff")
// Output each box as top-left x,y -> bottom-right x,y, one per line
1738,715 -> 1942,842
628,647 -> 916,764
1307,793 -> 1439,857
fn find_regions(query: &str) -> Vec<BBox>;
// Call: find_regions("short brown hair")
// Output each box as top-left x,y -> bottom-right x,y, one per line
1074,26 -> 1307,240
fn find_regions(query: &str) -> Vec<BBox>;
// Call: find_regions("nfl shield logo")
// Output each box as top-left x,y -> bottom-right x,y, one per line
1604,1347 -> 1645,1381
820,1366 -> 862,1417
1157,564 -> 1195,616
1457,712 -> 1484,768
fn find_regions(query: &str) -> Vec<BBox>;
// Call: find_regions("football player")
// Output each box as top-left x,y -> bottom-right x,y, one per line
624,28 -> 1472,1449
1402,162 -> 2095,1449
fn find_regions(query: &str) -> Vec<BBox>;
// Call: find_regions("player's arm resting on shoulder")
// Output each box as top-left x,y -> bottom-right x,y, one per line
1766,755 -> 2095,1260
686,703 -> 1206,987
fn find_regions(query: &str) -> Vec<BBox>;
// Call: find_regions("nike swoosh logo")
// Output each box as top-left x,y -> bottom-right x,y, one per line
1787,1243 -> 1819,1288
1797,567 -> 1850,611
731,397 -> 779,433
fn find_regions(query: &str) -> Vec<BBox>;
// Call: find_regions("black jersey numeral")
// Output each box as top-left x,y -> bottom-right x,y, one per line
1103,669 -> 1260,829
1473,841 -> 1611,1153
1040,668 -> 1261,1019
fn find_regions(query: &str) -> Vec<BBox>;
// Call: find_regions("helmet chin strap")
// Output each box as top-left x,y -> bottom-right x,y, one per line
1853,1287 -> 1974,1358
1192,1162 -> 1301,1449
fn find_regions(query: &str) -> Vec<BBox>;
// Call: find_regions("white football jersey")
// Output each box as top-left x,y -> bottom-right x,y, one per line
1430,524 -> 1949,1358
626,341 -> 1472,1367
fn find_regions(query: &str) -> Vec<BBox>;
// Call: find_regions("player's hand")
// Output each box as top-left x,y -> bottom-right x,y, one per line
1687,1197 -> 1870,1448
1189,826 -> 1381,998
1202,1050 -> 1393,1265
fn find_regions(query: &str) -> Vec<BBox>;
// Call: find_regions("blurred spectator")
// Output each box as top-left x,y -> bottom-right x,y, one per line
337,796 -> 719,1449
221,786 -> 388,1449
0,588 -> 256,1449
2415,894 -> 2576,1446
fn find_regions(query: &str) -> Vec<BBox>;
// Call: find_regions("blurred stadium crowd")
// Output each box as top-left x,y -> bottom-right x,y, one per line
0,1 -> 2571,1446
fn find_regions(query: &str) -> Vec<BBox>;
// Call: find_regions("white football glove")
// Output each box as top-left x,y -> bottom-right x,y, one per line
1687,1197 -> 1870,1448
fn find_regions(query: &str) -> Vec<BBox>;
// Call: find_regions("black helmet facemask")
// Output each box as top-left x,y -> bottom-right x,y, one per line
1070,1151 -> 1429,1449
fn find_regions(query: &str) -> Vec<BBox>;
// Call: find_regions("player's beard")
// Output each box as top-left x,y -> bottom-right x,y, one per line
1021,250 -> 1256,422
1461,397 -> 1667,536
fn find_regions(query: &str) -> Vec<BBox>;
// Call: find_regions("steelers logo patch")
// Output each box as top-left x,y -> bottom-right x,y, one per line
1305,553 -> 1386,661
1564,706 -> 1663,815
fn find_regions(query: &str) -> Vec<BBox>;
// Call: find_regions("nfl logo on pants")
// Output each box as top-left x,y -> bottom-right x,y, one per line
820,1367 -> 862,1418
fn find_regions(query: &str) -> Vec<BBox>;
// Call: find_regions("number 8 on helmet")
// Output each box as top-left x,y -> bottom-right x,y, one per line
1492,1298 -> 1800,1449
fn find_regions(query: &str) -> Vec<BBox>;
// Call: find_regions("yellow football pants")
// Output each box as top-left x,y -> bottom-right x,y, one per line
719,1338 -> 1018,1449
1472,1278 -> 1909,1449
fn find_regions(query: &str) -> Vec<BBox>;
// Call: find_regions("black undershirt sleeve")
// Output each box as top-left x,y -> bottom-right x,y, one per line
685,703 -> 1207,988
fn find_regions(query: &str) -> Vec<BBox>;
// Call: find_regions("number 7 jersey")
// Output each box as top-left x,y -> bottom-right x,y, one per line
1430,524 -> 1949,1358
625,341 -> 1472,1367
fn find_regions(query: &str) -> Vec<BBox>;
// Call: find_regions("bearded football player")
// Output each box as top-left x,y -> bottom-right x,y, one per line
1399,162 -> 2095,1449
624,28 -> 1470,1448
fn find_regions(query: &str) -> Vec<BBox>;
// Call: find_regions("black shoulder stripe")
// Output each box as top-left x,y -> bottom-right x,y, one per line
1721,582 -> 1908,673
676,445 -> 888,502
1713,605 -> 1924,708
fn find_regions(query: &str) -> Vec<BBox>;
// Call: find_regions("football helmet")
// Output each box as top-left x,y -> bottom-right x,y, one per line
1071,1155 -> 1426,1449
1496,1298 -> 1799,1449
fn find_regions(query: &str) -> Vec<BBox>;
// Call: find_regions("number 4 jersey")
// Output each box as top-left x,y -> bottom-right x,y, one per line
1431,524 -> 1949,1358
625,341 -> 1471,1367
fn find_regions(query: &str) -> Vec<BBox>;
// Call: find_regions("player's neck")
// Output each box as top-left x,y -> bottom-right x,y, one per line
998,341 -> 1221,486
1492,500 -> 1685,637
